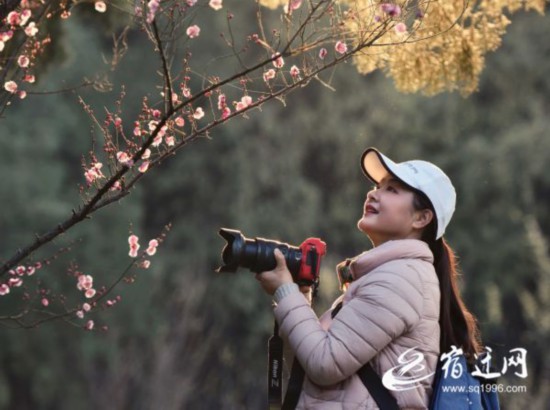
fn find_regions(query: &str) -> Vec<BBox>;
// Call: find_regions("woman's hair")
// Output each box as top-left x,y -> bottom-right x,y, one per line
412,191 -> 484,364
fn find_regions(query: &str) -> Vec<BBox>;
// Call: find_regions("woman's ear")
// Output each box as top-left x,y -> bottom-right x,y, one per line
412,209 -> 434,230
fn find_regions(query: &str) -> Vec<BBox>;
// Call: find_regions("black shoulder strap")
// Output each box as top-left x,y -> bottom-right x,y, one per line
357,364 -> 400,410
333,302 -> 400,410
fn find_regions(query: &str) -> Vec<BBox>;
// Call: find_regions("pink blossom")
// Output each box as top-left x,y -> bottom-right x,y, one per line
394,22 -> 408,34
146,0 -> 160,23
94,1 -> 107,13
114,117 -> 122,128
217,94 -> 226,110
221,107 -> 231,119
0,41 -> 4,52
129,234 -> 140,257
77,274 -> 93,291
138,161 -> 150,173
85,320 -> 94,330
0,284 -> 10,296
193,107 -> 205,119
209,0 -> 223,11
133,126 -> 142,136
20,9 -> 31,25
4,81 -> 17,94
7,11 -> 21,26
41,298 -> 49,307
116,151 -> 132,164
148,120 -> 158,131
335,41 -> 348,55
186,25 -> 201,39
8,277 -> 23,287
0,31 -> 14,42
110,180 -> 122,191
186,0 -> 197,5
175,116 -> 185,127
380,3 -> 401,17
152,134 -> 163,147
23,74 -> 35,83
272,53 -> 284,68
165,136 -> 175,146
85,288 -> 96,299
16,266 -> 26,276
284,0 -> 302,13
142,149 -> 151,160
25,21 -> 38,37
24,22 -> 38,36
84,162 -> 104,185
18,90 -> 27,100
146,239 -> 159,256
290,65 -> 300,78
318,48 -> 328,59
182,87 -> 191,98
76,310 -> 84,319
141,260 -> 151,269
236,95 -> 253,111
26,266 -> 35,276
263,69 -> 276,82
83,303 -> 91,312
151,109 -> 161,118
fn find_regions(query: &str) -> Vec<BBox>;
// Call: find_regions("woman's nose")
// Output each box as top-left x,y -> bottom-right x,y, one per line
366,189 -> 378,202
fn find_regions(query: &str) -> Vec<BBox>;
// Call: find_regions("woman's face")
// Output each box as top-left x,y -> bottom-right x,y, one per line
357,174 -> 430,246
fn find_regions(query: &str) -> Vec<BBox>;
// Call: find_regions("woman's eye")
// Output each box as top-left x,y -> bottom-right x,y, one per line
387,186 -> 397,193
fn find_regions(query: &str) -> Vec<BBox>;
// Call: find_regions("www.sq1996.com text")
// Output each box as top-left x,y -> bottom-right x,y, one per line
442,384 -> 527,394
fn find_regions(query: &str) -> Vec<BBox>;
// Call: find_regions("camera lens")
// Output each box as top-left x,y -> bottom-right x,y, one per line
217,228 -> 302,275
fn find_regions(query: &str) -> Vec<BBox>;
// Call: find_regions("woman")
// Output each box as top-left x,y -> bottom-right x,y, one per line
256,147 -> 483,409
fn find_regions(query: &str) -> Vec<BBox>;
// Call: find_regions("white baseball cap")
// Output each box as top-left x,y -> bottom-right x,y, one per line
360,148 -> 456,240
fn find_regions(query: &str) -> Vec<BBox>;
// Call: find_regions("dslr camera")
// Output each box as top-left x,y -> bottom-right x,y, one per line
216,228 -> 327,287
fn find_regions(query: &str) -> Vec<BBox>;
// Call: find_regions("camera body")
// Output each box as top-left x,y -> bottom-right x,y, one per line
216,228 -> 327,287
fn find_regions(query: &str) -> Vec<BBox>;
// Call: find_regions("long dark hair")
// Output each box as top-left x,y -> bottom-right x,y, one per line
413,191 -> 483,364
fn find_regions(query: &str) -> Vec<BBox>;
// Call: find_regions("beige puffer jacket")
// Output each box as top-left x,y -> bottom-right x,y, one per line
274,239 -> 441,409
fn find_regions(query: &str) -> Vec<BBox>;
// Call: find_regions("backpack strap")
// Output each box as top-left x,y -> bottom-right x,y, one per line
332,302 -> 400,410
357,364 -> 400,410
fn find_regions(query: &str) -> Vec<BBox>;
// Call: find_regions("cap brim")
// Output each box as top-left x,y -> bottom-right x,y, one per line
361,148 -> 421,195
361,148 -> 397,184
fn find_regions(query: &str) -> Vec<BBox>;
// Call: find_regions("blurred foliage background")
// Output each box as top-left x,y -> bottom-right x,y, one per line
0,2 -> 549,409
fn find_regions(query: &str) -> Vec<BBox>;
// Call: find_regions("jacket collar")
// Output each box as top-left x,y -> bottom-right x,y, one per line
350,239 -> 434,281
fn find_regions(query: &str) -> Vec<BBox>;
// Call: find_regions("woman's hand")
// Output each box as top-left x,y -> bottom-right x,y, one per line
299,285 -> 313,305
255,248 -> 293,295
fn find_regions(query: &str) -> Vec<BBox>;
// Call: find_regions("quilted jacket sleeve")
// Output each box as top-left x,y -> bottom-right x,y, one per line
273,263 -> 424,386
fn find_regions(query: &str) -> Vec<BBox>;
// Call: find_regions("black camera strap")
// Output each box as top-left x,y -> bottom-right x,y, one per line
268,320 -> 284,410
268,318 -> 306,410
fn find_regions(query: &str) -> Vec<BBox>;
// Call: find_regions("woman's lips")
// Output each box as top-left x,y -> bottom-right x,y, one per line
364,204 -> 379,214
